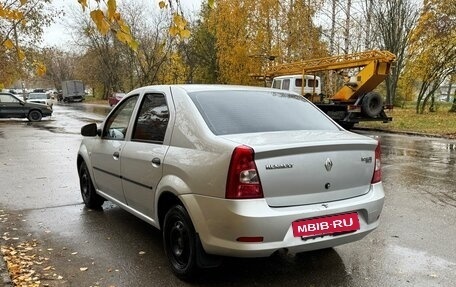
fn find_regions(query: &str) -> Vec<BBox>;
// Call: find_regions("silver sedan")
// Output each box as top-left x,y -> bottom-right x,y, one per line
77,85 -> 384,279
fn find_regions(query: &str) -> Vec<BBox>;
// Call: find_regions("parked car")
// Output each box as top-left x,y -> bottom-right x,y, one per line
27,92 -> 53,108
107,92 -> 126,106
77,85 -> 384,279
0,92 -> 53,121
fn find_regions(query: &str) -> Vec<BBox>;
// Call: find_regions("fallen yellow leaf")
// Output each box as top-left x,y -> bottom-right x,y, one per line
3,39 -> 14,49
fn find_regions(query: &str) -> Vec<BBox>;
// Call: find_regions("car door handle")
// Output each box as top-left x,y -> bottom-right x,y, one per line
151,158 -> 161,167
113,151 -> 120,160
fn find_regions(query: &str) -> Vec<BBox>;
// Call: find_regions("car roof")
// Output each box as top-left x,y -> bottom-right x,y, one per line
0,92 -> 20,97
273,75 -> 321,80
130,84 -> 290,95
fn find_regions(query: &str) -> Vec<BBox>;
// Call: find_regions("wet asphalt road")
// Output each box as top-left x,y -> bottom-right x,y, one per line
0,102 -> 455,287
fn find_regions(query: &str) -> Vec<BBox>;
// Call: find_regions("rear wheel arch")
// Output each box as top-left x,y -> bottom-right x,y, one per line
158,192 -> 182,230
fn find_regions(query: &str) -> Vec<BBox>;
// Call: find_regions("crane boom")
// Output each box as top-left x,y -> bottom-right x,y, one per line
266,50 -> 396,77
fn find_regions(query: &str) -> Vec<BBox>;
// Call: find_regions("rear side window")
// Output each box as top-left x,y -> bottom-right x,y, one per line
295,78 -> 303,87
132,93 -> 169,143
189,90 -> 337,135
308,79 -> 319,88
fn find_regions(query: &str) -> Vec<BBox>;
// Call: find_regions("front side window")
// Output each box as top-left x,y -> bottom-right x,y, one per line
103,95 -> 138,140
272,79 -> 282,89
132,93 -> 169,143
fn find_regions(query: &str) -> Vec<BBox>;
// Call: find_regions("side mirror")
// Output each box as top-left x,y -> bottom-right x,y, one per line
81,123 -> 101,137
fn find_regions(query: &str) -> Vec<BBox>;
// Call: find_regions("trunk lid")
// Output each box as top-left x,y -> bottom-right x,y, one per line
221,130 -> 378,207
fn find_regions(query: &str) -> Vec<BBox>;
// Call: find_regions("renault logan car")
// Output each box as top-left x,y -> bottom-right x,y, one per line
0,92 -> 53,121
77,85 -> 384,279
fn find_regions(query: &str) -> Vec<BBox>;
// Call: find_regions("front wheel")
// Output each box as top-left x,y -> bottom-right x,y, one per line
28,110 -> 42,122
79,161 -> 104,209
163,205 -> 198,280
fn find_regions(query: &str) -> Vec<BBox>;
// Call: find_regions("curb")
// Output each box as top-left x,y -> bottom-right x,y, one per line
352,127 -> 456,140
0,256 -> 11,287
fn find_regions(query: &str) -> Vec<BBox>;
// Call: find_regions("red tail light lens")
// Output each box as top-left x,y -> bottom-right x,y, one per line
371,142 -> 382,183
226,145 -> 263,199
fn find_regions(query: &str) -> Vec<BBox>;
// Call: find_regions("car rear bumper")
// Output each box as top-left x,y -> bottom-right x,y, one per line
181,183 -> 384,257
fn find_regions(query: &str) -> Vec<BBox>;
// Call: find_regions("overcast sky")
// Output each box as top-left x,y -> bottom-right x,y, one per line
42,0 -> 202,47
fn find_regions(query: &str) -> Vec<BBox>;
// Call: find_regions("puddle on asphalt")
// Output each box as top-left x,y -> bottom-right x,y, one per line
386,244 -> 455,274
63,104 -> 111,116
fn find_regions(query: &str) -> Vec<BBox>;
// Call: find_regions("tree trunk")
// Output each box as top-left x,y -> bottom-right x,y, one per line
450,88 -> 456,113
364,0 -> 373,50
330,0 -> 337,55
344,0 -> 352,54
328,0 -> 337,95
429,94 -> 435,112
447,79 -> 453,102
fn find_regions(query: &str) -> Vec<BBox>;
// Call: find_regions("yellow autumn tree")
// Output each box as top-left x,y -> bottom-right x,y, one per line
78,0 -> 194,52
209,0 -> 256,84
159,52 -> 187,84
0,0 -> 53,87
403,0 -> 456,113
209,0 -> 328,85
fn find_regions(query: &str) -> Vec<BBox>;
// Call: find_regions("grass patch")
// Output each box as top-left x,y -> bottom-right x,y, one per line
357,103 -> 456,138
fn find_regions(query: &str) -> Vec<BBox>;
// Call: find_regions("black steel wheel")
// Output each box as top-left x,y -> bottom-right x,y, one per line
362,92 -> 384,118
27,110 -> 42,122
163,205 -> 197,280
79,161 -> 104,209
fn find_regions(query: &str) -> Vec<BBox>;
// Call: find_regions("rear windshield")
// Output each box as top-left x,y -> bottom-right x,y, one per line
188,90 -> 338,135
28,93 -> 47,99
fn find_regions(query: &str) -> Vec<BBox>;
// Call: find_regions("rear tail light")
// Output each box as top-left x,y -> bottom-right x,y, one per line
226,145 -> 263,199
371,142 -> 382,183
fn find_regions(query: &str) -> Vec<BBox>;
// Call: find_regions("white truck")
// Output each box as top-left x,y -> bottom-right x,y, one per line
271,74 -> 323,102
61,80 -> 85,102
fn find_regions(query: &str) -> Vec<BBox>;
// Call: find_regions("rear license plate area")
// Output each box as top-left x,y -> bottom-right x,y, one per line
292,212 -> 360,239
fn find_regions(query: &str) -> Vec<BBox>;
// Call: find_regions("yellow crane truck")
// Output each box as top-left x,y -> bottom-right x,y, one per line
266,50 -> 396,129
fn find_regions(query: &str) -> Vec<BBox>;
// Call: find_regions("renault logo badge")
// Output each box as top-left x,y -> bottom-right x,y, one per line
325,158 -> 333,172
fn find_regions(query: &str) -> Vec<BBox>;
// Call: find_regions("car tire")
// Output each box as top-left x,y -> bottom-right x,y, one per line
27,110 -> 42,122
362,92 -> 384,118
163,205 -> 198,280
79,161 -> 104,209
